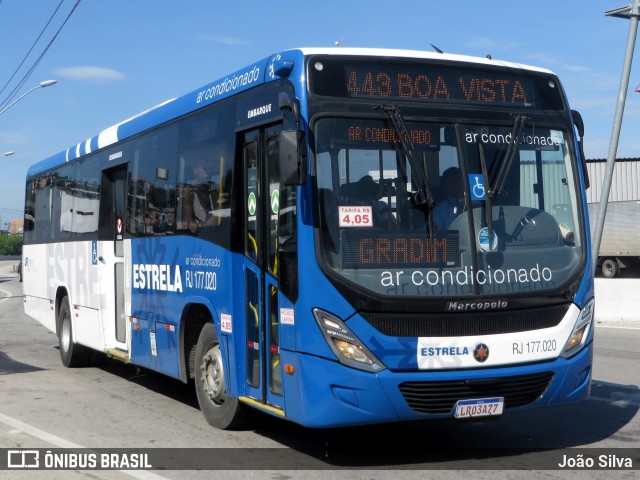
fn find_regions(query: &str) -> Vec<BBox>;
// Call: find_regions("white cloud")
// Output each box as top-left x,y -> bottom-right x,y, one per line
0,131 -> 28,145
53,66 -> 126,83
192,34 -> 250,45
465,36 -> 521,53
563,64 -> 593,73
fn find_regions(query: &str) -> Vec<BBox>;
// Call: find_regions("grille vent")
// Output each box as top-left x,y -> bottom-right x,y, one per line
399,371 -> 554,414
362,303 -> 569,337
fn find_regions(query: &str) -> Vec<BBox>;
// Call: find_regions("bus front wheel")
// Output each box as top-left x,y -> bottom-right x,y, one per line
58,297 -> 91,367
195,323 -> 247,429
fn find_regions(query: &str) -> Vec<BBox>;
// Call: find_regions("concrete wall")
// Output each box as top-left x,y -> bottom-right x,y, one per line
594,277 -> 640,322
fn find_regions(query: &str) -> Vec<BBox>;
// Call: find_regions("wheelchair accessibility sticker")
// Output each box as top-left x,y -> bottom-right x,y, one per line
469,174 -> 486,201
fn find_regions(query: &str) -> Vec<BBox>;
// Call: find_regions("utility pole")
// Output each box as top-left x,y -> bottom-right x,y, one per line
592,1 -> 640,277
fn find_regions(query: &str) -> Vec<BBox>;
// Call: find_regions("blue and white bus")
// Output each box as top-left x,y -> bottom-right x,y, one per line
22,48 -> 594,429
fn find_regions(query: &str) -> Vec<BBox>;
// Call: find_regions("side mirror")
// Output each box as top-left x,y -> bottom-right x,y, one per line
279,130 -> 307,186
572,110 -> 584,138
571,110 -> 590,189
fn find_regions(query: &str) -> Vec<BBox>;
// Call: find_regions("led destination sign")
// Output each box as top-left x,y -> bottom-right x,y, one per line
309,57 -> 564,110
341,230 -> 459,269
345,65 -> 537,107
343,119 -> 439,148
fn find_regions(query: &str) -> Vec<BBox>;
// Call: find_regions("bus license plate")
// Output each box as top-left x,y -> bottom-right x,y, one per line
455,397 -> 504,419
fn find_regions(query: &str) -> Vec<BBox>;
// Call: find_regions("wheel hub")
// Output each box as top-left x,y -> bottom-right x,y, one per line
200,345 -> 225,406
61,314 -> 71,352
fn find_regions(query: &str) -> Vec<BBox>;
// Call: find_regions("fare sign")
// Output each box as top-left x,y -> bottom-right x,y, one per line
339,206 -> 373,227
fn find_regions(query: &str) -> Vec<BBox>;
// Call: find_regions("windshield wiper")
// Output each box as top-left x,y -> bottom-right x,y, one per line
475,114 -> 529,249
488,113 -> 529,199
375,105 -> 435,212
478,143 -> 494,243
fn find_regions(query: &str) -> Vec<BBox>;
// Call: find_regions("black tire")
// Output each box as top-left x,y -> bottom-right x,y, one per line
601,258 -> 620,279
58,297 -> 91,367
195,323 -> 247,429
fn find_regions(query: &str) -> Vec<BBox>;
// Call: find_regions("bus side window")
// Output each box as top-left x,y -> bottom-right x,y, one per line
175,103 -> 234,248
128,125 -> 179,236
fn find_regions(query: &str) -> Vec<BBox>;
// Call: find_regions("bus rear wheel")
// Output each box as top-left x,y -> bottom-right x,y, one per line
58,296 -> 91,367
195,323 -> 247,430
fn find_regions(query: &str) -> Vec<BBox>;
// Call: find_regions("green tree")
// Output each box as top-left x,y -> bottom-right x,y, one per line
0,235 -> 22,255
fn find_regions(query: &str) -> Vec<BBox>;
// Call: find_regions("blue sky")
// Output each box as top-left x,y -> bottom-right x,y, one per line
1,0 -> 639,223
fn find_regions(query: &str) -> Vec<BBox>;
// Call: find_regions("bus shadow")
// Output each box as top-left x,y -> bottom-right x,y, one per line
0,351 -> 45,375
249,379 -> 640,468
87,353 -> 200,409
77,356 -> 639,467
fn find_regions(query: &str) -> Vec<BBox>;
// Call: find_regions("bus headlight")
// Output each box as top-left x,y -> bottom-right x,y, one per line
561,298 -> 594,358
313,308 -> 385,373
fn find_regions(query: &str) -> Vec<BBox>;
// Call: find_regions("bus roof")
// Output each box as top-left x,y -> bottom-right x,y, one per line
296,47 -> 553,74
27,47 -> 555,177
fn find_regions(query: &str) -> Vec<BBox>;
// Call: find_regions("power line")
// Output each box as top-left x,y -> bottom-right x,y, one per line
0,0 -> 81,109
0,0 -> 82,110
0,0 -> 66,108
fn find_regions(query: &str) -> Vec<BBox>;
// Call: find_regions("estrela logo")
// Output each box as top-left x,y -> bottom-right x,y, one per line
473,343 -> 490,363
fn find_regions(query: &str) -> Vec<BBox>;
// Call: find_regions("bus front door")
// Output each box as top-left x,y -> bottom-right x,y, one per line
241,126 -> 284,413
98,166 -> 128,356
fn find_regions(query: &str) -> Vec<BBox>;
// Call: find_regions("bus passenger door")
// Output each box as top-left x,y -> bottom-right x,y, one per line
242,126 -> 284,411
98,166 -> 128,354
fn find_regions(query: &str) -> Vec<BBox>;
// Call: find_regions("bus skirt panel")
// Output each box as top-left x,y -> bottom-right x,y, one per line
284,344 -> 592,428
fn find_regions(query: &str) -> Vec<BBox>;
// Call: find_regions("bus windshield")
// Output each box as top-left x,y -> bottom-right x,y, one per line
314,116 -> 584,298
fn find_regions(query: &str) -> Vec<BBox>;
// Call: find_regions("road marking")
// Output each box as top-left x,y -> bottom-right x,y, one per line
0,288 -> 12,305
0,412 -> 170,480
